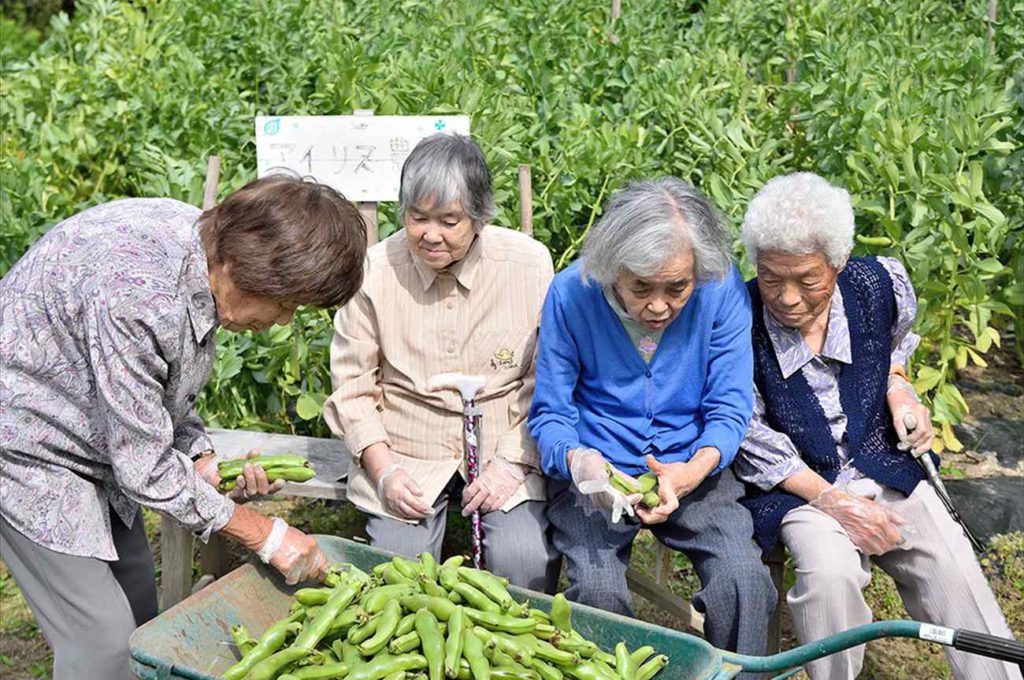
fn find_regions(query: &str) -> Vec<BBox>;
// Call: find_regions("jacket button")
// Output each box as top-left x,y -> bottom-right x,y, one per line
645,411 -> 653,419
645,369 -> 652,378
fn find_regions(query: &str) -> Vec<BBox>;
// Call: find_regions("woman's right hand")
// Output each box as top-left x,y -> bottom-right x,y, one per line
811,486 -> 906,555
362,443 -> 434,520
376,464 -> 434,519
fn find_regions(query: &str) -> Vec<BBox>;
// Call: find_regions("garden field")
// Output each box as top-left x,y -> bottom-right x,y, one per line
1,0 -> 1022,678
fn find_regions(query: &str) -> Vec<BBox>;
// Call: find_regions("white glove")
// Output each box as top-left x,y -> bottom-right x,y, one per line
256,517 -> 328,585
570,448 -> 640,524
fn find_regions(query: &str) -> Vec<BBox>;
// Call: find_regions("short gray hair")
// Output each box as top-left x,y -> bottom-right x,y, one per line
398,133 -> 497,230
580,177 -> 731,286
742,172 -> 854,268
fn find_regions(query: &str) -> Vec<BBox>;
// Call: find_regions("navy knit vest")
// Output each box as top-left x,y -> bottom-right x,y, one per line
741,257 -> 926,555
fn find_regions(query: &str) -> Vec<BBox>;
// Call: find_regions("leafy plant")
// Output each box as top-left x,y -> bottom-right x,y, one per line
1,0 -> 1020,445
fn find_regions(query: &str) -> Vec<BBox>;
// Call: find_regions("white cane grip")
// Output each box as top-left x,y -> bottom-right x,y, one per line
426,373 -> 486,401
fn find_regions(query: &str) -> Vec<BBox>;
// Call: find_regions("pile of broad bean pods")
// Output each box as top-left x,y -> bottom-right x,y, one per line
224,554 -> 670,680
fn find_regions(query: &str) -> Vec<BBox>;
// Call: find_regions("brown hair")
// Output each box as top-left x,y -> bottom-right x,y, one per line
199,174 -> 367,308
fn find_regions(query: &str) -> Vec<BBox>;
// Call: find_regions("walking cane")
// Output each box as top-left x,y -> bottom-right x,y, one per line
427,373 -> 487,569
902,411 -> 986,553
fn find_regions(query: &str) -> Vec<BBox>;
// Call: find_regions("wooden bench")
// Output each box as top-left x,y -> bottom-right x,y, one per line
159,428 -> 709,636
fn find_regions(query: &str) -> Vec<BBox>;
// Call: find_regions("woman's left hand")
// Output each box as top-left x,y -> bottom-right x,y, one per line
887,375 -> 934,455
462,458 -> 527,516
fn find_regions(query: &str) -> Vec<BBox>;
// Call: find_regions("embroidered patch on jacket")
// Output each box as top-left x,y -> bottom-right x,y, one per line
490,347 -> 519,370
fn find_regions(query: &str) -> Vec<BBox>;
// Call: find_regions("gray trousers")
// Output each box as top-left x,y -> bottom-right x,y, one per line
546,467 -> 775,679
782,477 -> 1022,680
365,473 -> 561,593
0,510 -> 158,680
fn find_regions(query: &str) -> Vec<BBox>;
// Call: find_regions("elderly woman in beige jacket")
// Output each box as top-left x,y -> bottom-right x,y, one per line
324,133 -> 558,591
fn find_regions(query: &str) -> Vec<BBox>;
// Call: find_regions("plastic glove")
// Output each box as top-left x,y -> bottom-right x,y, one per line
377,464 -> 435,520
570,448 -> 641,523
462,457 -> 527,516
810,486 -> 907,556
887,375 -> 934,455
256,518 -> 328,585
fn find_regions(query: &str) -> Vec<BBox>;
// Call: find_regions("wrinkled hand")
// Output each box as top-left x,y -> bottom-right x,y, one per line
634,455 -> 681,525
230,451 -> 286,503
570,448 -> 641,523
811,486 -> 906,555
887,375 -> 933,455
377,464 -> 435,520
259,520 -> 327,585
195,450 -> 284,503
462,458 -> 527,516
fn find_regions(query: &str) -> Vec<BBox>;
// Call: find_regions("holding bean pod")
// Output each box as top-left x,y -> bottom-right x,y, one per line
216,454 -> 317,492
606,465 -> 662,509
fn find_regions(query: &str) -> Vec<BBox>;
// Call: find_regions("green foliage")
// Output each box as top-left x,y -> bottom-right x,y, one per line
1,0 -> 1021,440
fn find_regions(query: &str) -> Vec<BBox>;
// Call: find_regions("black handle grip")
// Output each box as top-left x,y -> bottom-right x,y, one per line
954,629 -> 1024,664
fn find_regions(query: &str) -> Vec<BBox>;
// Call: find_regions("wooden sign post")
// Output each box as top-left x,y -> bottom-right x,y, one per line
353,109 -> 380,245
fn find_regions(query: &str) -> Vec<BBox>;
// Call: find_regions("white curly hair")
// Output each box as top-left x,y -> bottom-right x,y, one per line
741,172 -> 854,268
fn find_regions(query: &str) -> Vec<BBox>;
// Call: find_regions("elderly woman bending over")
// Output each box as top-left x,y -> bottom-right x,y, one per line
735,172 -> 1020,680
325,134 -> 559,591
0,176 -> 367,679
528,178 -> 775,668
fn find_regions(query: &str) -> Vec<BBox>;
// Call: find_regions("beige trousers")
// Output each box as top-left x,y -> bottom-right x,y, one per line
780,477 -> 1021,680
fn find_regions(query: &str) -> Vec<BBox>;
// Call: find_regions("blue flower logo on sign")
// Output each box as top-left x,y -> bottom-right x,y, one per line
435,119 -> 446,131
263,118 -> 282,136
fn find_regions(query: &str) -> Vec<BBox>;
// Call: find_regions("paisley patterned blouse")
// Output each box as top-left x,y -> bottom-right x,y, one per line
0,198 -> 235,560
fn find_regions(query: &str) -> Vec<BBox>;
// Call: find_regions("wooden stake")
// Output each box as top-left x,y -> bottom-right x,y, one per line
159,518 -> 194,609
518,164 -> 534,236
203,156 -> 221,210
988,0 -> 998,54
786,9 -> 797,84
609,0 -> 621,45
162,153 -> 224,608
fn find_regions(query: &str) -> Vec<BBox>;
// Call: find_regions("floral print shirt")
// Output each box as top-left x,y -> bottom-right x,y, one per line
0,198 -> 235,560
735,257 -> 920,491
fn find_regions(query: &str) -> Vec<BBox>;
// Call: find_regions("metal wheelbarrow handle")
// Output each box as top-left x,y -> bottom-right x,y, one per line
718,620 -> 1024,677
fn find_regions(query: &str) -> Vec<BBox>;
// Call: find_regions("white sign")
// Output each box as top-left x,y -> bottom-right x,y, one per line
255,115 -> 471,202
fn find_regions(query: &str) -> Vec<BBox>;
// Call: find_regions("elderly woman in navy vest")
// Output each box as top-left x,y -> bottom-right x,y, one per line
735,172 -> 1020,680
529,178 -> 775,672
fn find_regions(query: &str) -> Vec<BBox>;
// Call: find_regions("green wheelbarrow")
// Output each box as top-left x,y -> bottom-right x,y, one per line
129,536 -> 1023,680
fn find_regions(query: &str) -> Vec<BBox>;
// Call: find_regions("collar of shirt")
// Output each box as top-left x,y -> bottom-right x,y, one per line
181,233 -> 218,345
409,232 -> 483,292
765,286 -> 852,378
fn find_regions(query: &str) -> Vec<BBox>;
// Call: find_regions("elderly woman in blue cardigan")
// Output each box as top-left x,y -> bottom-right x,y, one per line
528,178 -> 775,669
735,172 -> 1020,680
